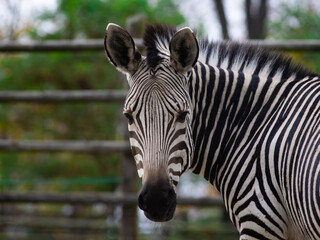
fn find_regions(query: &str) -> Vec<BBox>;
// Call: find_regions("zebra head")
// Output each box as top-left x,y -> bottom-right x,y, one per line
104,23 -> 199,222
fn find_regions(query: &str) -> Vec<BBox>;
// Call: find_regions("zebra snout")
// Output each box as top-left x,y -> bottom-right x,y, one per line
138,180 -> 177,222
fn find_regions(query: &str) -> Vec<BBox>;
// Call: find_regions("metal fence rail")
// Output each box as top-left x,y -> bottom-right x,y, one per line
0,39 -> 142,52
0,140 -> 130,153
0,192 -> 224,206
0,90 -> 127,103
1,39 -> 320,52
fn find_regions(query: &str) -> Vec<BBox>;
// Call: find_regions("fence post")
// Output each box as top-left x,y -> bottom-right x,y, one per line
119,15 -> 146,240
119,151 -> 137,240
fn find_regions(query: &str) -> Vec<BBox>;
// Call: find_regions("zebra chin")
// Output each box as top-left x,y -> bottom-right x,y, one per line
143,206 -> 176,222
138,178 -> 177,222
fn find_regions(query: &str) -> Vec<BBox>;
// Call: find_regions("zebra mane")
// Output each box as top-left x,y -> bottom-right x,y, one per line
143,23 -> 176,68
143,24 -> 317,79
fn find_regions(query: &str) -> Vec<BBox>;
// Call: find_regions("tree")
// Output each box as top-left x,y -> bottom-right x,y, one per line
245,0 -> 267,39
212,0 -> 229,39
30,0 -> 184,40
0,0 -> 29,40
267,3 -> 320,73
212,0 -> 268,39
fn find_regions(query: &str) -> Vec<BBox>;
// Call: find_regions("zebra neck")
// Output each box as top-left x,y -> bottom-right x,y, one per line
188,61 -> 295,187
188,62 -> 231,183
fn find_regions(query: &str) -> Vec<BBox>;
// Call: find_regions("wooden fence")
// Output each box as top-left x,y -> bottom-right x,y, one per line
1,32 -> 320,240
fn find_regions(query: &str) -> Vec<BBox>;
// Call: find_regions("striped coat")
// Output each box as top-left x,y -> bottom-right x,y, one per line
105,23 -> 320,239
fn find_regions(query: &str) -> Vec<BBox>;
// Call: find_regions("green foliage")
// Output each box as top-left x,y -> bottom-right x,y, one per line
267,3 -> 320,73
31,0 -> 185,39
0,0 -> 185,193
0,152 -> 121,192
0,52 -> 120,90
268,4 -> 320,39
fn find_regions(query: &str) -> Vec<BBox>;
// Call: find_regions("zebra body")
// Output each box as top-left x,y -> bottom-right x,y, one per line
191,61 -> 320,239
104,23 -> 320,239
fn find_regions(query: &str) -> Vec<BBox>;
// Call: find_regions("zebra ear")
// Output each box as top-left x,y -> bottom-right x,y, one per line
104,23 -> 141,75
169,27 -> 199,74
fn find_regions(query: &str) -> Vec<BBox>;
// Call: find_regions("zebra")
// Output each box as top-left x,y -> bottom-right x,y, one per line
104,23 -> 320,239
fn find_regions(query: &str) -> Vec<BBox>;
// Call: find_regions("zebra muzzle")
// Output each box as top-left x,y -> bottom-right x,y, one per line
138,179 -> 177,222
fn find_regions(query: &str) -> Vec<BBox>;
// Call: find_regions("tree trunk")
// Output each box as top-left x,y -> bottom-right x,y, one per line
213,0 -> 229,39
246,0 -> 268,39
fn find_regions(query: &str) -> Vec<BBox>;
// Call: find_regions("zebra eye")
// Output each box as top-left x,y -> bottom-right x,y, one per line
176,111 -> 188,123
124,112 -> 134,124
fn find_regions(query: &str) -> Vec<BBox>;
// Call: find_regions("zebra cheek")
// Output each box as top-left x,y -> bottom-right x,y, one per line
169,167 -> 182,188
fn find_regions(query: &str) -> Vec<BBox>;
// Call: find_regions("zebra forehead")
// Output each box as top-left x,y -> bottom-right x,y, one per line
124,86 -> 190,116
130,71 -> 188,96
128,88 -> 188,112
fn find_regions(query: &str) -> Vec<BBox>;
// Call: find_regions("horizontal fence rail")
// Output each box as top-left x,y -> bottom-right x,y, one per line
0,216 -> 117,231
250,39 -> 320,51
0,192 -> 224,206
1,39 -> 320,52
0,39 -> 142,52
0,90 -> 127,103
0,177 -> 122,186
0,140 -> 130,153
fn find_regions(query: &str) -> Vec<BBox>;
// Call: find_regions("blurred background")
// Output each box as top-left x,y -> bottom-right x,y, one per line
0,0 -> 320,239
